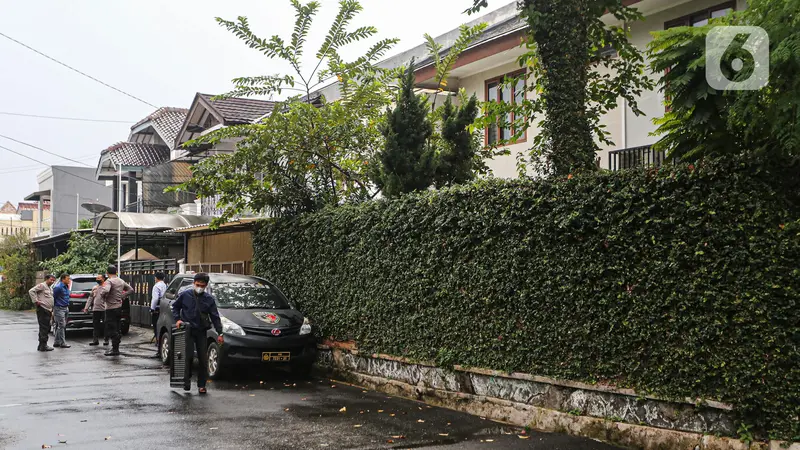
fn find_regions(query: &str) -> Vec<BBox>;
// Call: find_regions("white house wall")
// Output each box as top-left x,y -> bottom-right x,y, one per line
458,0 -> 747,175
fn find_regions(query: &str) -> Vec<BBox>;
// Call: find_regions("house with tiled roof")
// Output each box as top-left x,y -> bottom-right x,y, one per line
316,0 -> 743,176
168,93 -> 275,216
172,93 -> 275,160
95,107 -> 188,212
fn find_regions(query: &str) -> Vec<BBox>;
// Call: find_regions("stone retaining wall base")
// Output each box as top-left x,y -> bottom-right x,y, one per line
325,367 -> 798,450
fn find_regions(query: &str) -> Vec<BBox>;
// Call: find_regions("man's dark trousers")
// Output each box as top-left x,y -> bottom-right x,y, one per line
92,311 -> 105,343
187,327 -> 209,388
151,311 -> 159,344
36,306 -> 50,349
104,308 -> 122,351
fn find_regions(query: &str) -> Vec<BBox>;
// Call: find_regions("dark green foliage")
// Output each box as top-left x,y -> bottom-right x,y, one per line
648,0 -> 800,162
0,233 -> 36,309
254,156 -> 800,439
375,60 -> 435,197
41,232 -> 115,276
434,94 -> 481,188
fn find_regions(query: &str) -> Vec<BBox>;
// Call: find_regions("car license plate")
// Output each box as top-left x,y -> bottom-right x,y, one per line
262,352 -> 291,362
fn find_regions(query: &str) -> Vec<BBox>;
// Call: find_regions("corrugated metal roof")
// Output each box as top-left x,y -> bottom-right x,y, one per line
94,212 -> 216,234
166,217 -> 261,233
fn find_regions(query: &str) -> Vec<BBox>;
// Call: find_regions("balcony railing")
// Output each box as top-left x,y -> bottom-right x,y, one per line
608,145 -> 667,171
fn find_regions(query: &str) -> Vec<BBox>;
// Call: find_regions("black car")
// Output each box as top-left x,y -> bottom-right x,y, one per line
156,273 -> 316,378
65,274 -> 130,335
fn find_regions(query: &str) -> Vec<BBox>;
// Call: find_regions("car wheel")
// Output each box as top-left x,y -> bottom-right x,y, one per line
120,322 -> 130,336
206,342 -> 225,380
160,332 -> 170,366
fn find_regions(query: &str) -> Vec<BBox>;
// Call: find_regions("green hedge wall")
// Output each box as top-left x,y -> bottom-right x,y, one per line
253,157 -> 800,439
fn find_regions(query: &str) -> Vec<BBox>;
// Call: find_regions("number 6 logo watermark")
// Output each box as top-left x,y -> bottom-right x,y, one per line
706,26 -> 769,91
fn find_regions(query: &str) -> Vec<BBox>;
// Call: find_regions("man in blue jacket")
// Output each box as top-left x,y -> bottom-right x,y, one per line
51,274 -> 71,349
172,272 -> 224,394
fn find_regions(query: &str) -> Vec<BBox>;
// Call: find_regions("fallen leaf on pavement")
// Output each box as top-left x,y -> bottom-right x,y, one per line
42,445 -> 51,449
301,397 -> 308,401
359,411 -> 364,414
447,422 -> 451,426
210,427 -> 218,430
260,381 -> 264,384
518,435 -> 530,439
331,385 -> 337,388
58,440 -> 67,444
284,408 -> 290,412
339,407 -> 347,413
389,414 -> 396,417
486,439 -> 494,442
353,424 -> 362,428
249,394 -> 255,397
387,440 -> 394,444
362,390 -> 368,393
439,433 -> 449,437
391,435 -> 406,439
417,419 -> 425,423
377,410 -> 384,413
80,420 -> 87,422
105,437 -> 111,441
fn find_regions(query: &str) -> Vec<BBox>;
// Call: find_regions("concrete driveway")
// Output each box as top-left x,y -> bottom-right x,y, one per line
0,310 -> 617,449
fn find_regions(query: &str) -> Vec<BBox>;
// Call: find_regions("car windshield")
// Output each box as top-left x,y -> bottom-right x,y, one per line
211,282 -> 291,309
71,280 -> 97,292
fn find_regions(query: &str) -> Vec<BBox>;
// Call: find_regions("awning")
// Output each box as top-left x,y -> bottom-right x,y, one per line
94,212 -> 216,236
24,190 -> 51,201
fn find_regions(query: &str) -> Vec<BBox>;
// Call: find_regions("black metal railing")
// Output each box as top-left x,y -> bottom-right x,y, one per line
120,259 -> 178,327
608,145 -> 667,171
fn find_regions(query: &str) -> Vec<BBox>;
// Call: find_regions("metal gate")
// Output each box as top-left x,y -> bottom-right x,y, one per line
120,259 -> 178,327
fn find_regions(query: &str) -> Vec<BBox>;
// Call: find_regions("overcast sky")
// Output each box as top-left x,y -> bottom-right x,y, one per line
0,0 -> 507,205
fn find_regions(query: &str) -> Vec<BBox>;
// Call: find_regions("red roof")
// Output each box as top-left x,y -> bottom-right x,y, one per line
17,201 -> 49,211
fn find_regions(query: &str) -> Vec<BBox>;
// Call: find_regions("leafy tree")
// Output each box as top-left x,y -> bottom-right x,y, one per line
372,23 -> 488,196
648,0 -> 800,161
0,233 -> 37,309
469,0 -> 654,176
78,219 -> 93,229
172,0 -> 398,221
433,92 -> 482,187
374,60 -> 435,197
41,232 -> 114,276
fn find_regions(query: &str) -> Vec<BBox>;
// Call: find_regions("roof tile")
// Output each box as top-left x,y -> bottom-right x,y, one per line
199,94 -> 275,124
101,142 -> 170,167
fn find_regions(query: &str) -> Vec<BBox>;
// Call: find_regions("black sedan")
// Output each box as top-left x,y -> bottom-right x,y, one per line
156,273 -> 316,378
65,274 -> 130,335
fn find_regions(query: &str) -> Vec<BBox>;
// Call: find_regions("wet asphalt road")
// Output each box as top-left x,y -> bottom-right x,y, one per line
0,310 -> 617,449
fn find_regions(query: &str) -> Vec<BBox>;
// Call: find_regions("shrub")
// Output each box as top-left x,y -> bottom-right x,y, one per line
0,294 -> 31,311
253,156 -> 800,439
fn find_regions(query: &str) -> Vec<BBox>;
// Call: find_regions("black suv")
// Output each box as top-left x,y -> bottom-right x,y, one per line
66,274 -> 130,335
156,273 -> 317,378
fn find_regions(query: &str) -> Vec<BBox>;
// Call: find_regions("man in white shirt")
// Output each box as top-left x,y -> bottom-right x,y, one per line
150,272 -> 167,358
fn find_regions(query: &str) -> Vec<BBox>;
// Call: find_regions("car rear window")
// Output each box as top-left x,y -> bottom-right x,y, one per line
211,282 -> 291,309
71,279 -> 97,292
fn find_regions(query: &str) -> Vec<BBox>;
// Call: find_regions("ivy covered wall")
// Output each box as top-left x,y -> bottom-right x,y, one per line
253,156 -> 800,439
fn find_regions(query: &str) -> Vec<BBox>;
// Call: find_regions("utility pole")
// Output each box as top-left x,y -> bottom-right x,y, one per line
76,193 -> 80,229
117,165 -> 122,270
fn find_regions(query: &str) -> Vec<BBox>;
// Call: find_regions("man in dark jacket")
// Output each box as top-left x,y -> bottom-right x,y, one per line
172,272 -> 223,394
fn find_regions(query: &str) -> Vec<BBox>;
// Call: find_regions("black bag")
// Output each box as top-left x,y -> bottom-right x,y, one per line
169,323 -> 192,390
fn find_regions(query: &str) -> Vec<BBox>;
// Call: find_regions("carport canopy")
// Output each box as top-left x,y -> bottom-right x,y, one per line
94,212 -> 215,236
